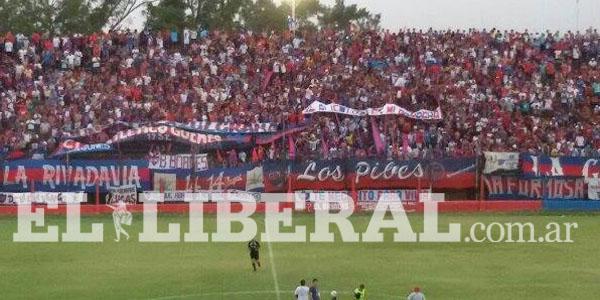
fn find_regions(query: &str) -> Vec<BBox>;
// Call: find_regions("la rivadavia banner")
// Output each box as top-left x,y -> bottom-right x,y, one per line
1,160 -> 150,193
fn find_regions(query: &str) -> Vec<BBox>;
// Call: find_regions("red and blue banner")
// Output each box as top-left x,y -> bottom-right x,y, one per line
182,166 -> 251,191
352,157 -> 476,190
107,125 -> 251,147
520,154 -> 600,179
4,154 -> 599,204
151,157 -> 476,194
51,140 -> 113,157
484,175 -> 588,200
154,164 -> 262,192
1,160 -> 150,193
262,158 -> 476,192
0,156 -> 477,194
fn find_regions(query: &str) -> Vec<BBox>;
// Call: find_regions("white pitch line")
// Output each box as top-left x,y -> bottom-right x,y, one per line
262,222 -> 282,300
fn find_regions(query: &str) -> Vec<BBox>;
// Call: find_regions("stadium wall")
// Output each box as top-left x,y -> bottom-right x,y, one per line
543,200 -> 600,211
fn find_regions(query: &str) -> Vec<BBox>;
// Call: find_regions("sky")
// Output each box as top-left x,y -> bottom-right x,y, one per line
125,0 -> 600,32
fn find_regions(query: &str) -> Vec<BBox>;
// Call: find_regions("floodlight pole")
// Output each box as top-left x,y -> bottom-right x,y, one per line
576,0 -> 580,32
292,0 -> 296,21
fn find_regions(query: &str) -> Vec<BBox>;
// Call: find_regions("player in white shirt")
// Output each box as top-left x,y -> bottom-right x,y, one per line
407,287 -> 426,300
295,279 -> 310,300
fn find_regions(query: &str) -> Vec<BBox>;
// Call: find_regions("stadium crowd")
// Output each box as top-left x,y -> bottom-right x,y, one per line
0,27 -> 599,163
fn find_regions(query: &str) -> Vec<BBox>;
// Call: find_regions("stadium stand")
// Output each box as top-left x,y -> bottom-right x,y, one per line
0,28 -> 599,164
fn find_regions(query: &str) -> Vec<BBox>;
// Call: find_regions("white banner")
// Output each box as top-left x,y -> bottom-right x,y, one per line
156,120 -> 278,133
483,152 -> 520,174
142,190 -> 260,202
0,193 -> 86,204
140,191 -> 186,202
356,189 -> 427,203
295,189 -> 427,203
109,185 -> 137,204
149,153 -> 208,171
588,179 -> 600,200
153,173 -> 176,191
245,166 -> 264,191
302,101 -> 442,120
163,191 -> 187,202
294,189 -> 427,211
295,189 -> 426,202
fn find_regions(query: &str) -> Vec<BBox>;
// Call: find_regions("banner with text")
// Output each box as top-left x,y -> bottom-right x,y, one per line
484,175 -> 588,200
262,158 -> 476,192
520,154 -> 600,180
51,140 -> 113,157
162,164 -> 264,193
302,101 -> 443,120
1,160 -> 150,193
0,192 -> 86,204
148,153 -> 208,171
155,121 -> 278,134
108,125 -> 250,147
108,185 -> 138,204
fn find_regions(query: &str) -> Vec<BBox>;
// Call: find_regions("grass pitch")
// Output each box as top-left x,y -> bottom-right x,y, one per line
0,212 -> 598,299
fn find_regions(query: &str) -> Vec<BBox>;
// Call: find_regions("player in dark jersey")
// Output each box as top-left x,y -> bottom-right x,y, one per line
309,278 -> 321,300
248,238 -> 261,271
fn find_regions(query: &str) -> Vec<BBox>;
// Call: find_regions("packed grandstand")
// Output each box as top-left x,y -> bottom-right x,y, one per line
2,3 -> 600,299
0,27 -> 599,165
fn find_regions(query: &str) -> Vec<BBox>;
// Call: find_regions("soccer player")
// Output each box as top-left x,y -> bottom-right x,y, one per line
309,278 -> 320,300
353,284 -> 366,299
295,279 -> 310,300
330,290 -> 338,300
248,238 -> 261,271
407,287 -> 426,300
